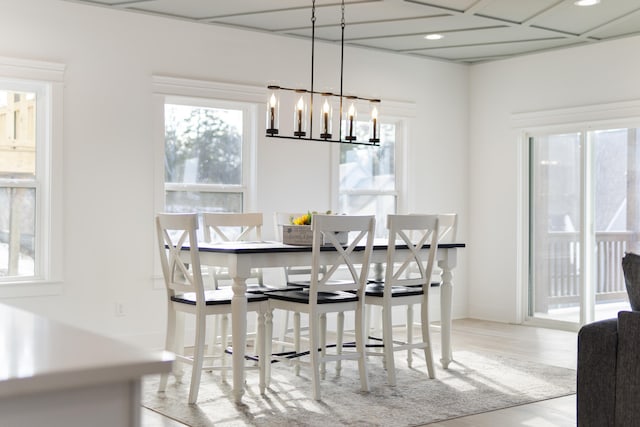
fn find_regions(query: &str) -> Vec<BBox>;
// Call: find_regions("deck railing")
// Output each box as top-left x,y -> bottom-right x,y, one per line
543,231 -> 635,307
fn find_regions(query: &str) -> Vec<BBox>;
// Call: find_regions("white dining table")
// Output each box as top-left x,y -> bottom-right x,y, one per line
189,239 -> 464,403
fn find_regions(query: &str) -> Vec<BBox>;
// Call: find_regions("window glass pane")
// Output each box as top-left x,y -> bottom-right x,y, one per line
0,90 -> 36,178
0,89 -> 37,279
530,133 -> 582,323
0,187 -> 35,277
339,123 -> 395,191
164,104 -> 242,185
338,193 -> 396,238
165,190 -> 243,214
592,128 -> 635,320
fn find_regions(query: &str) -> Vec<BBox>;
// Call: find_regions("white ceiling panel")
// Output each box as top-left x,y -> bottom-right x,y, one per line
350,26 -> 568,52
61,0 -> 640,64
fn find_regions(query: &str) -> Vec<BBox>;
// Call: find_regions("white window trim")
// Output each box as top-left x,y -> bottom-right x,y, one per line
513,99 -> 640,328
0,56 -> 65,297
330,98 -> 415,216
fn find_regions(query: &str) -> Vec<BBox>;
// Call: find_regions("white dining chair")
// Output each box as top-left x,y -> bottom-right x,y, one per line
266,214 -> 375,400
155,212 -> 269,404
363,214 -> 448,386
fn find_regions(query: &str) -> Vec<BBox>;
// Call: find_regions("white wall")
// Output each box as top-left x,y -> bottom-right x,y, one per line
0,0 -> 469,348
469,35 -> 640,322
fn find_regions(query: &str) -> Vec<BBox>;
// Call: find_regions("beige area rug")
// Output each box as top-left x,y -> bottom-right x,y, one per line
141,348 -> 576,427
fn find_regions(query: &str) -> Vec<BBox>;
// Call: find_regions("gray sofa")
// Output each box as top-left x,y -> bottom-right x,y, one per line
577,252 -> 640,427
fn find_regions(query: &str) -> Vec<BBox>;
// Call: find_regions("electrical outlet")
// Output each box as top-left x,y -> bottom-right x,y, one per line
115,302 -> 126,317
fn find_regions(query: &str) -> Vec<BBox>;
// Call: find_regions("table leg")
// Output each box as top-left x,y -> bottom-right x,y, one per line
231,275 -> 248,403
438,248 -> 457,369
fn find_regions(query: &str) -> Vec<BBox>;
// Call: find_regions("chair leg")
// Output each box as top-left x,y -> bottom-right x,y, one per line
364,304 -> 371,354
421,298 -> 435,379
265,309 -> 273,387
355,305 -> 369,393
188,314 -> 207,404
382,305 -> 397,386
206,315 -> 216,357
294,311 -> 301,376
320,313 -> 327,380
221,313 -> 229,381
406,304 -> 414,368
309,312 -> 322,401
277,310 -> 291,354
336,311 -> 344,376
159,304 -> 176,392
173,311 -> 186,383
257,308 -> 266,394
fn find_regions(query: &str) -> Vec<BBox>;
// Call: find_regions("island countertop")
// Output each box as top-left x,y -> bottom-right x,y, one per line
0,302 -> 173,399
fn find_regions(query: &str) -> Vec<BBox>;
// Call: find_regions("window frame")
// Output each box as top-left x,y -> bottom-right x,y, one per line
152,76 -> 264,219
514,99 -> 640,329
0,57 -> 65,296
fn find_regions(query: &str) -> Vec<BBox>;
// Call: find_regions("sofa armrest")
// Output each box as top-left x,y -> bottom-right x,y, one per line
615,311 -> 640,425
577,317 -> 618,427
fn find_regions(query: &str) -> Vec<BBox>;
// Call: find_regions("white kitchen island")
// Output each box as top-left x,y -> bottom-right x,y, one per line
0,303 -> 173,427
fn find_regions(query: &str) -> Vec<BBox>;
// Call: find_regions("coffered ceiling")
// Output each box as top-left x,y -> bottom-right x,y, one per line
63,0 -> 640,64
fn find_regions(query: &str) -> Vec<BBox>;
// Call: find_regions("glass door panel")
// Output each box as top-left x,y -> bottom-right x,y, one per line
529,128 -> 638,326
592,129 -> 636,320
530,133 -> 582,323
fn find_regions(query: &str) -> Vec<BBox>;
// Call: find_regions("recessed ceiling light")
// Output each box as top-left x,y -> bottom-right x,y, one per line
424,34 -> 443,40
574,0 -> 600,6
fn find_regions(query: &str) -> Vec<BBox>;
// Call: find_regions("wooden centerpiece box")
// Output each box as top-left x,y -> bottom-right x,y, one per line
282,224 -> 348,246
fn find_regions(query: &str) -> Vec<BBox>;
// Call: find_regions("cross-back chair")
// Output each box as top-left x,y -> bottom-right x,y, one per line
266,214 -> 376,400
155,212 -> 268,404
363,213 -> 450,386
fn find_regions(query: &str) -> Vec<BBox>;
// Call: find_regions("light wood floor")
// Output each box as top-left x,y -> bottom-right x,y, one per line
141,318 -> 578,426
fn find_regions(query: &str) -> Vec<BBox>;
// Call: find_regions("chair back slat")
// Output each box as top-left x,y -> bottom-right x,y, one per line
310,214 -> 376,297
156,213 -> 205,298
202,212 -> 263,242
386,214 -> 441,291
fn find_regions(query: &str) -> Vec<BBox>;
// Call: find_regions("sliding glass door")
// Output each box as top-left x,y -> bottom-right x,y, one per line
529,127 -> 640,327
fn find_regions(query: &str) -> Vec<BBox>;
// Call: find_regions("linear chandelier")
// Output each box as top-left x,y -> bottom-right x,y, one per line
265,0 -> 381,146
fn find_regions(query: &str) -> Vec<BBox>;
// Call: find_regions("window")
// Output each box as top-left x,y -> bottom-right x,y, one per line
153,77 -> 262,254
338,120 -> 399,237
163,99 -> 249,214
0,57 -> 64,291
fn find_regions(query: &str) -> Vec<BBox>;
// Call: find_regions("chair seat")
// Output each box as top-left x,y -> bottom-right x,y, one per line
267,289 -> 359,304
363,283 -> 424,297
288,279 -> 354,288
368,279 -> 440,288
246,283 -> 304,293
171,288 -> 269,305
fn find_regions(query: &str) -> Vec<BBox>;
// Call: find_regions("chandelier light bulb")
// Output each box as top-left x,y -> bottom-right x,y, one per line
293,96 -> 306,137
266,91 -> 279,135
321,98 -> 332,139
